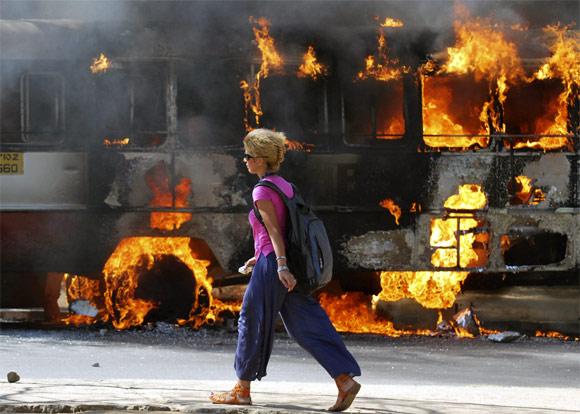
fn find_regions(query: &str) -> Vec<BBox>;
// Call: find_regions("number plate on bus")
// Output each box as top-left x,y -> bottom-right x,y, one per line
0,153 -> 24,175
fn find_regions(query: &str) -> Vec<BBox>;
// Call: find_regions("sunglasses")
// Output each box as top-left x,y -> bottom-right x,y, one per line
243,153 -> 262,162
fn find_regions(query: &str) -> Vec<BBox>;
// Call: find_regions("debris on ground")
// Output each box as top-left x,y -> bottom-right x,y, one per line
452,307 -> 480,337
7,371 -> 20,383
488,331 -> 523,343
436,319 -> 454,334
154,322 -> 177,334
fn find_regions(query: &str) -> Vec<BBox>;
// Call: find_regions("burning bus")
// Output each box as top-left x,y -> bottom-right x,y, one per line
0,1 -> 578,336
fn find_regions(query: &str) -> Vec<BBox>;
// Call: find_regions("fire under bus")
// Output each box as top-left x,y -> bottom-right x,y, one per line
0,1 -> 578,337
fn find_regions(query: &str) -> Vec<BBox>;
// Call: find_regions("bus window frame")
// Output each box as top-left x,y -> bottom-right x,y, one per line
341,78 -> 408,148
94,60 -> 171,149
20,72 -> 66,145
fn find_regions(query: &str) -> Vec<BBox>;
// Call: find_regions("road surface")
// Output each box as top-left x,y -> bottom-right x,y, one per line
0,326 -> 579,413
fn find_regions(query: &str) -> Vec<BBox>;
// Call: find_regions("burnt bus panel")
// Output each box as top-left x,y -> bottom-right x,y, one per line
503,231 -> 567,266
283,152 -> 430,210
101,152 -> 245,211
99,150 -> 247,207
0,152 -> 87,209
110,211 -> 252,276
339,229 -> 415,270
0,211 -> 119,274
175,152 -> 245,209
487,211 -> 578,271
100,152 -> 172,208
426,153 -> 496,210
0,209 -> 253,277
511,153 -> 572,208
425,152 -> 575,211
485,153 -> 573,209
0,272 -> 46,308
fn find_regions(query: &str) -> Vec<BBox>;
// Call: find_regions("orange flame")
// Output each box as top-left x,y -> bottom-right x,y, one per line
535,330 -> 572,341
510,135 -> 575,152
102,237 -> 239,330
423,10 -> 526,149
61,239 -> 240,330
357,23 -> 406,81
251,17 -> 284,77
104,137 -> 130,147
240,80 -> 260,132
380,17 -> 404,28
319,292 -> 434,337
510,23 -> 529,32
511,175 -> 545,205
444,19 -> 523,82
61,274 -> 103,326
241,17 -> 284,131
513,25 -> 578,150
533,25 -> 578,95
409,202 -> 422,213
146,161 -> 192,231
421,75 -> 490,148
445,13 -> 523,136
431,185 -> 489,268
379,117 -> 405,138
379,198 -> 401,225
443,184 -> 487,210
453,325 -> 475,338
285,138 -> 314,152
321,291 -> 506,339
297,45 -> 327,80
500,234 -> 511,254
376,271 -> 469,309
90,53 -> 111,74
479,74 -> 508,135
450,306 -> 478,338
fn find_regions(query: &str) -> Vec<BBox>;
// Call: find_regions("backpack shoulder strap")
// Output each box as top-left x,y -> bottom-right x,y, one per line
254,180 -> 290,201
252,180 -> 291,225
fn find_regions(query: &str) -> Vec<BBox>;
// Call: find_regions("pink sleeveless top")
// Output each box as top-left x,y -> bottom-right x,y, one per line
248,175 -> 294,259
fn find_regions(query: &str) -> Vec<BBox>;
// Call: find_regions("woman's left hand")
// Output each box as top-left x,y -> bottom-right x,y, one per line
278,270 -> 297,292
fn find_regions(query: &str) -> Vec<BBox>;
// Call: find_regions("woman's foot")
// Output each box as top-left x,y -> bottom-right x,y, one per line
328,374 -> 361,412
209,382 -> 252,405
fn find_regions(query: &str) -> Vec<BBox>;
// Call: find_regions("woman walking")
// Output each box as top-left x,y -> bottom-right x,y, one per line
209,128 -> 361,411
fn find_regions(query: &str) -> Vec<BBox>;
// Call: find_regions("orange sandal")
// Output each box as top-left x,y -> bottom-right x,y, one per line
328,375 -> 361,412
209,383 -> 252,405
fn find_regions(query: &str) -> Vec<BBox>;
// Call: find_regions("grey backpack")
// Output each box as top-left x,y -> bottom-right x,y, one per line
253,180 -> 333,294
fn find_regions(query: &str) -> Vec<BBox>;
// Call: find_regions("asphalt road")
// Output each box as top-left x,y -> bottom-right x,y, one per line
1,326 -> 579,413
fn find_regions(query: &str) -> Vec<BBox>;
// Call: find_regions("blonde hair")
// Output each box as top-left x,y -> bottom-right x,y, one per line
243,128 -> 287,172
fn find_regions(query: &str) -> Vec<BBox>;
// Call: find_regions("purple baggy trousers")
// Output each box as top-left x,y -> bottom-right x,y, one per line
234,252 -> 361,381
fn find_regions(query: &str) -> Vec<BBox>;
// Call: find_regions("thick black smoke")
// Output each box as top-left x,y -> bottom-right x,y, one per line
0,0 -> 577,145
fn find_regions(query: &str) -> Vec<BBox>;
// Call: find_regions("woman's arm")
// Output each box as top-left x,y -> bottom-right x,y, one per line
255,199 -> 297,292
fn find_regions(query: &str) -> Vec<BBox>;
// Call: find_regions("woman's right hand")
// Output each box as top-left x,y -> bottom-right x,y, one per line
238,257 -> 257,275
